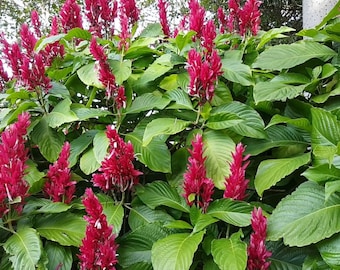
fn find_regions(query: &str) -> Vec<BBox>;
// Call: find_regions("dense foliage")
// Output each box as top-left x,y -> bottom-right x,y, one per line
1,0 -> 340,269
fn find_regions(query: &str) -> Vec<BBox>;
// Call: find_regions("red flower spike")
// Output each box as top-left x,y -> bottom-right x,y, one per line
51,16 -> 60,35
60,0 -> 83,33
1,37 -> 23,79
0,112 -> 30,218
120,0 -> 139,26
247,207 -> 272,270
227,0 -> 241,33
115,85 -> 127,110
239,0 -> 262,36
43,142 -> 76,204
223,143 -> 250,201
79,188 -> 118,270
92,126 -> 142,192
31,10 -> 42,38
20,24 -> 37,56
118,9 -> 130,52
158,0 -> 171,37
188,0 -> 206,39
202,20 -> 217,54
183,134 -> 214,212
173,16 -> 188,37
0,60 -> 9,91
217,7 -> 228,34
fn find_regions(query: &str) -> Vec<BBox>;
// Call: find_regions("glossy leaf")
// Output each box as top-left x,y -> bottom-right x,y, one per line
4,228 -> 42,270
77,62 -> 103,88
221,59 -> 253,86
126,92 -> 170,114
45,242 -> 72,270
211,232 -> 247,270
318,233 -> 340,268
151,231 -> 205,270
255,153 -> 311,196
79,148 -> 101,175
302,164 -> 340,183
108,59 -> 132,84
46,99 -> 78,128
93,130 -> 109,164
268,181 -> 340,246
135,181 -> 189,213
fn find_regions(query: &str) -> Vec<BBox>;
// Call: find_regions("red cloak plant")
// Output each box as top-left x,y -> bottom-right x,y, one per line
43,142 -> 76,204
0,112 -> 30,218
120,0 -> 139,26
188,0 -> 206,39
59,0 -> 83,33
247,207 -> 272,270
92,126 -> 142,193
0,60 -> 9,91
30,10 -> 42,38
183,134 -> 214,212
239,0 -> 262,36
118,8 -> 130,52
223,143 -> 250,200
158,0 -> 171,37
202,20 -> 217,54
79,188 -> 118,270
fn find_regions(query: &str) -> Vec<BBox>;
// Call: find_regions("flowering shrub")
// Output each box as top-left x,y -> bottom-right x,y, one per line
1,0 -> 340,269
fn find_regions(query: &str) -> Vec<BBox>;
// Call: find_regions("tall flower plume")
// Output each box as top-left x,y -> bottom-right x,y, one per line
247,207 -> 272,270
118,9 -> 130,52
120,0 -> 139,26
183,134 -> 214,212
20,23 -> 37,56
188,0 -> 206,39
202,20 -> 217,53
0,60 -> 9,91
60,0 -> 83,33
187,49 -> 222,105
92,126 -> 142,192
158,0 -> 171,37
43,142 -> 76,204
239,0 -> 262,36
0,112 -> 30,218
79,188 -> 118,270
31,10 -> 42,38
223,143 -> 250,200
217,7 -> 228,34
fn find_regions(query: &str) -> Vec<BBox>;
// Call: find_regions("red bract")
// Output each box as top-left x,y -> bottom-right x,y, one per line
59,0 -> 83,33
43,142 -> 76,204
227,0 -> 241,33
223,143 -> 250,201
239,0 -> 262,36
188,0 -> 206,39
217,7 -> 228,34
20,23 -> 37,56
115,85 -> 126,110
0,60 -> 9,91
21,53 -> 52,92
202,20 -> 216,53
85,0 -> 118,37
79,188 -> 118,270
120,0 -> 139,26
51,16 -> 60,35
0,112 -> 30,218
183,134 -> 214,212
247,207 -> 272,270
158,0 -> 171,37
0,38 -> 23,79
31,10 -> 42,38
187,49 -> 222,104
118,9 -> 130,52
92,126 -> 141,192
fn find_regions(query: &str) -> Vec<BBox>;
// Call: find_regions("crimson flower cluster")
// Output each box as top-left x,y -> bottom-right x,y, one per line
79,188 -> 118,270
188,0 -> 206,39
158,0 -> 171,37
0,60 -> 9,91
183,134 -> 214,212
247,207 -> 272,270
85,0 -> 118,38
0,112 -> 30,218
120,0 -> 139,25
92,126 -> 142,192
218,0 -> 261,36
90,38 -> 126,109
43,142 -> 76,204
223,143 -> 250,200
60,0 -> 83,33
118,8 -> 130,52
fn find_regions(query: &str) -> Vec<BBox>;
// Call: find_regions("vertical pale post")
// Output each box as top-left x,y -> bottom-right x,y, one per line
303,0 -> 338,29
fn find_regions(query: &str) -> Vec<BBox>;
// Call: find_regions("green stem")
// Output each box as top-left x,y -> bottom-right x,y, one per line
195,105 -> 201,125
86,87 -> 97,108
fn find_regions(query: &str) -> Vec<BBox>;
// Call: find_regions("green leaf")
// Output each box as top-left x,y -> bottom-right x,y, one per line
325,180 -> 340,202
211,232 -> 247,270
142,118 -> 190,146
69,130 -> 97,167
127,92 -> 171,114
24,160 -> 45,194
45,242 -> 72,270
93,130 -> 109,164
268,181 -> 340,246
49,82 -> 71,99
108,59 -> 132,84
128,205 -> 174,231
257,26 -> 296,49
160,74 -> 178,91
80,148 -> 101,175
253,41 -> 337,71
221,59 -> 253,86
151,232 -> 205,270
255,153 -> 311,196
4,228 -> 42,270
31,117 -> 65,162
302,164 -> 340,184
135,181 -> 189,213
71,106 -> 113,121
203,130 -> 235,189
267,114 -> 311,131
174,31 -> 196,52
192,213 -> 218,233
164,220 -> 193,230
77,62 -> 103,88
118,223 -> 170,267
254,81 -> 306,104
207,199 -> 253,227
140,23 -> 163,38
64,28 -> 91,40
126,120 -> 171,173
315,1 -> 340,29
46,99 -> 78,128
207,102 -> 266,138
165,89 -> 194,110
36,213 -> 86,247
97,194 -> 124,235
35,34 -> 65,52
318,233 -> 340,269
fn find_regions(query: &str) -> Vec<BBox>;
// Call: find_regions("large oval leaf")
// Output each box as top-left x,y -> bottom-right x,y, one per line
80,148 -> 101,175
45,242 -> 72,270
318,233 -> 340,268
211,232 -> 247,270
253,41 -> 336,71
46,98 -> 78,128
254,153 -> 311,197
77,62 -> 103,88
151,231 -> 204,270
203,130 -> 235,189
221,59 -> 253,86
268,181 -> 340,247
127,92 -> 171,114
4,228 -> 42,270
